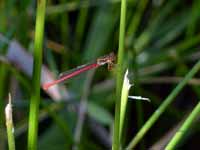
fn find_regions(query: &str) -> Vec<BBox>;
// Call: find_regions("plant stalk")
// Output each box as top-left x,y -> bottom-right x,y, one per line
28,0 -> 46,150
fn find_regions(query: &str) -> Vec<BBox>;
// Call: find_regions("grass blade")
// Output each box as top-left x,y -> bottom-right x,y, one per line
127,0 -> 148,39
5,94 -> 15,150
28,0 -> 46,150
113,0 -> 127,149
165,101 -> 200,150
119,70 -> 131,141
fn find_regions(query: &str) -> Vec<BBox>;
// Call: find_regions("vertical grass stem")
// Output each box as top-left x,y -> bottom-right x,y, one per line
113,0 -> 126,149
28,0 -> 46,150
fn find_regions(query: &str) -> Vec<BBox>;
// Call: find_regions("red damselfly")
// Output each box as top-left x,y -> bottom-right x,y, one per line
42,52 -> 115,90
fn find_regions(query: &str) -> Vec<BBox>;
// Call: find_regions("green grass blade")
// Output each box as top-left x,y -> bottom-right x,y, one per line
127,0 -> 148,39
43,104 -> 73,147
126,59 -> 200,149
60,0 -> 69,45
75,0 -> 89,49
28,0 -> 46,150
186,0 -> 200,37
134,0 -> 180,52
83,7 -> 117,59
119,70 -> 131,141
113,0 -> 127,149
165,101 -> 200,150
139,34 -> 200,68
0,63 -> 8,150
5,94 -> 15,150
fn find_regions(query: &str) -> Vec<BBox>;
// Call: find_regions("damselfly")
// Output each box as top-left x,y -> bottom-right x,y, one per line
42,52 -> 115,90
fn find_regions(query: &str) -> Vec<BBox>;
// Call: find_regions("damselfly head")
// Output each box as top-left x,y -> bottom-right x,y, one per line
108,52 -> 116,62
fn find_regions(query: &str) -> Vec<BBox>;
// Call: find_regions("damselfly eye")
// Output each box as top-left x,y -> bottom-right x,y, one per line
109,52 -> 116,63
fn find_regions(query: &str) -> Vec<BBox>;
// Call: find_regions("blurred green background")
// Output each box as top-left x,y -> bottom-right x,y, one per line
1,0 -> 200,149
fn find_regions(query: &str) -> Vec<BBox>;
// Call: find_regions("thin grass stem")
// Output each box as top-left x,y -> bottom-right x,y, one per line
165,101 -> 200,150
5,94 -> 15,150
112,0 -> 126,149
27,0 -> 46,150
